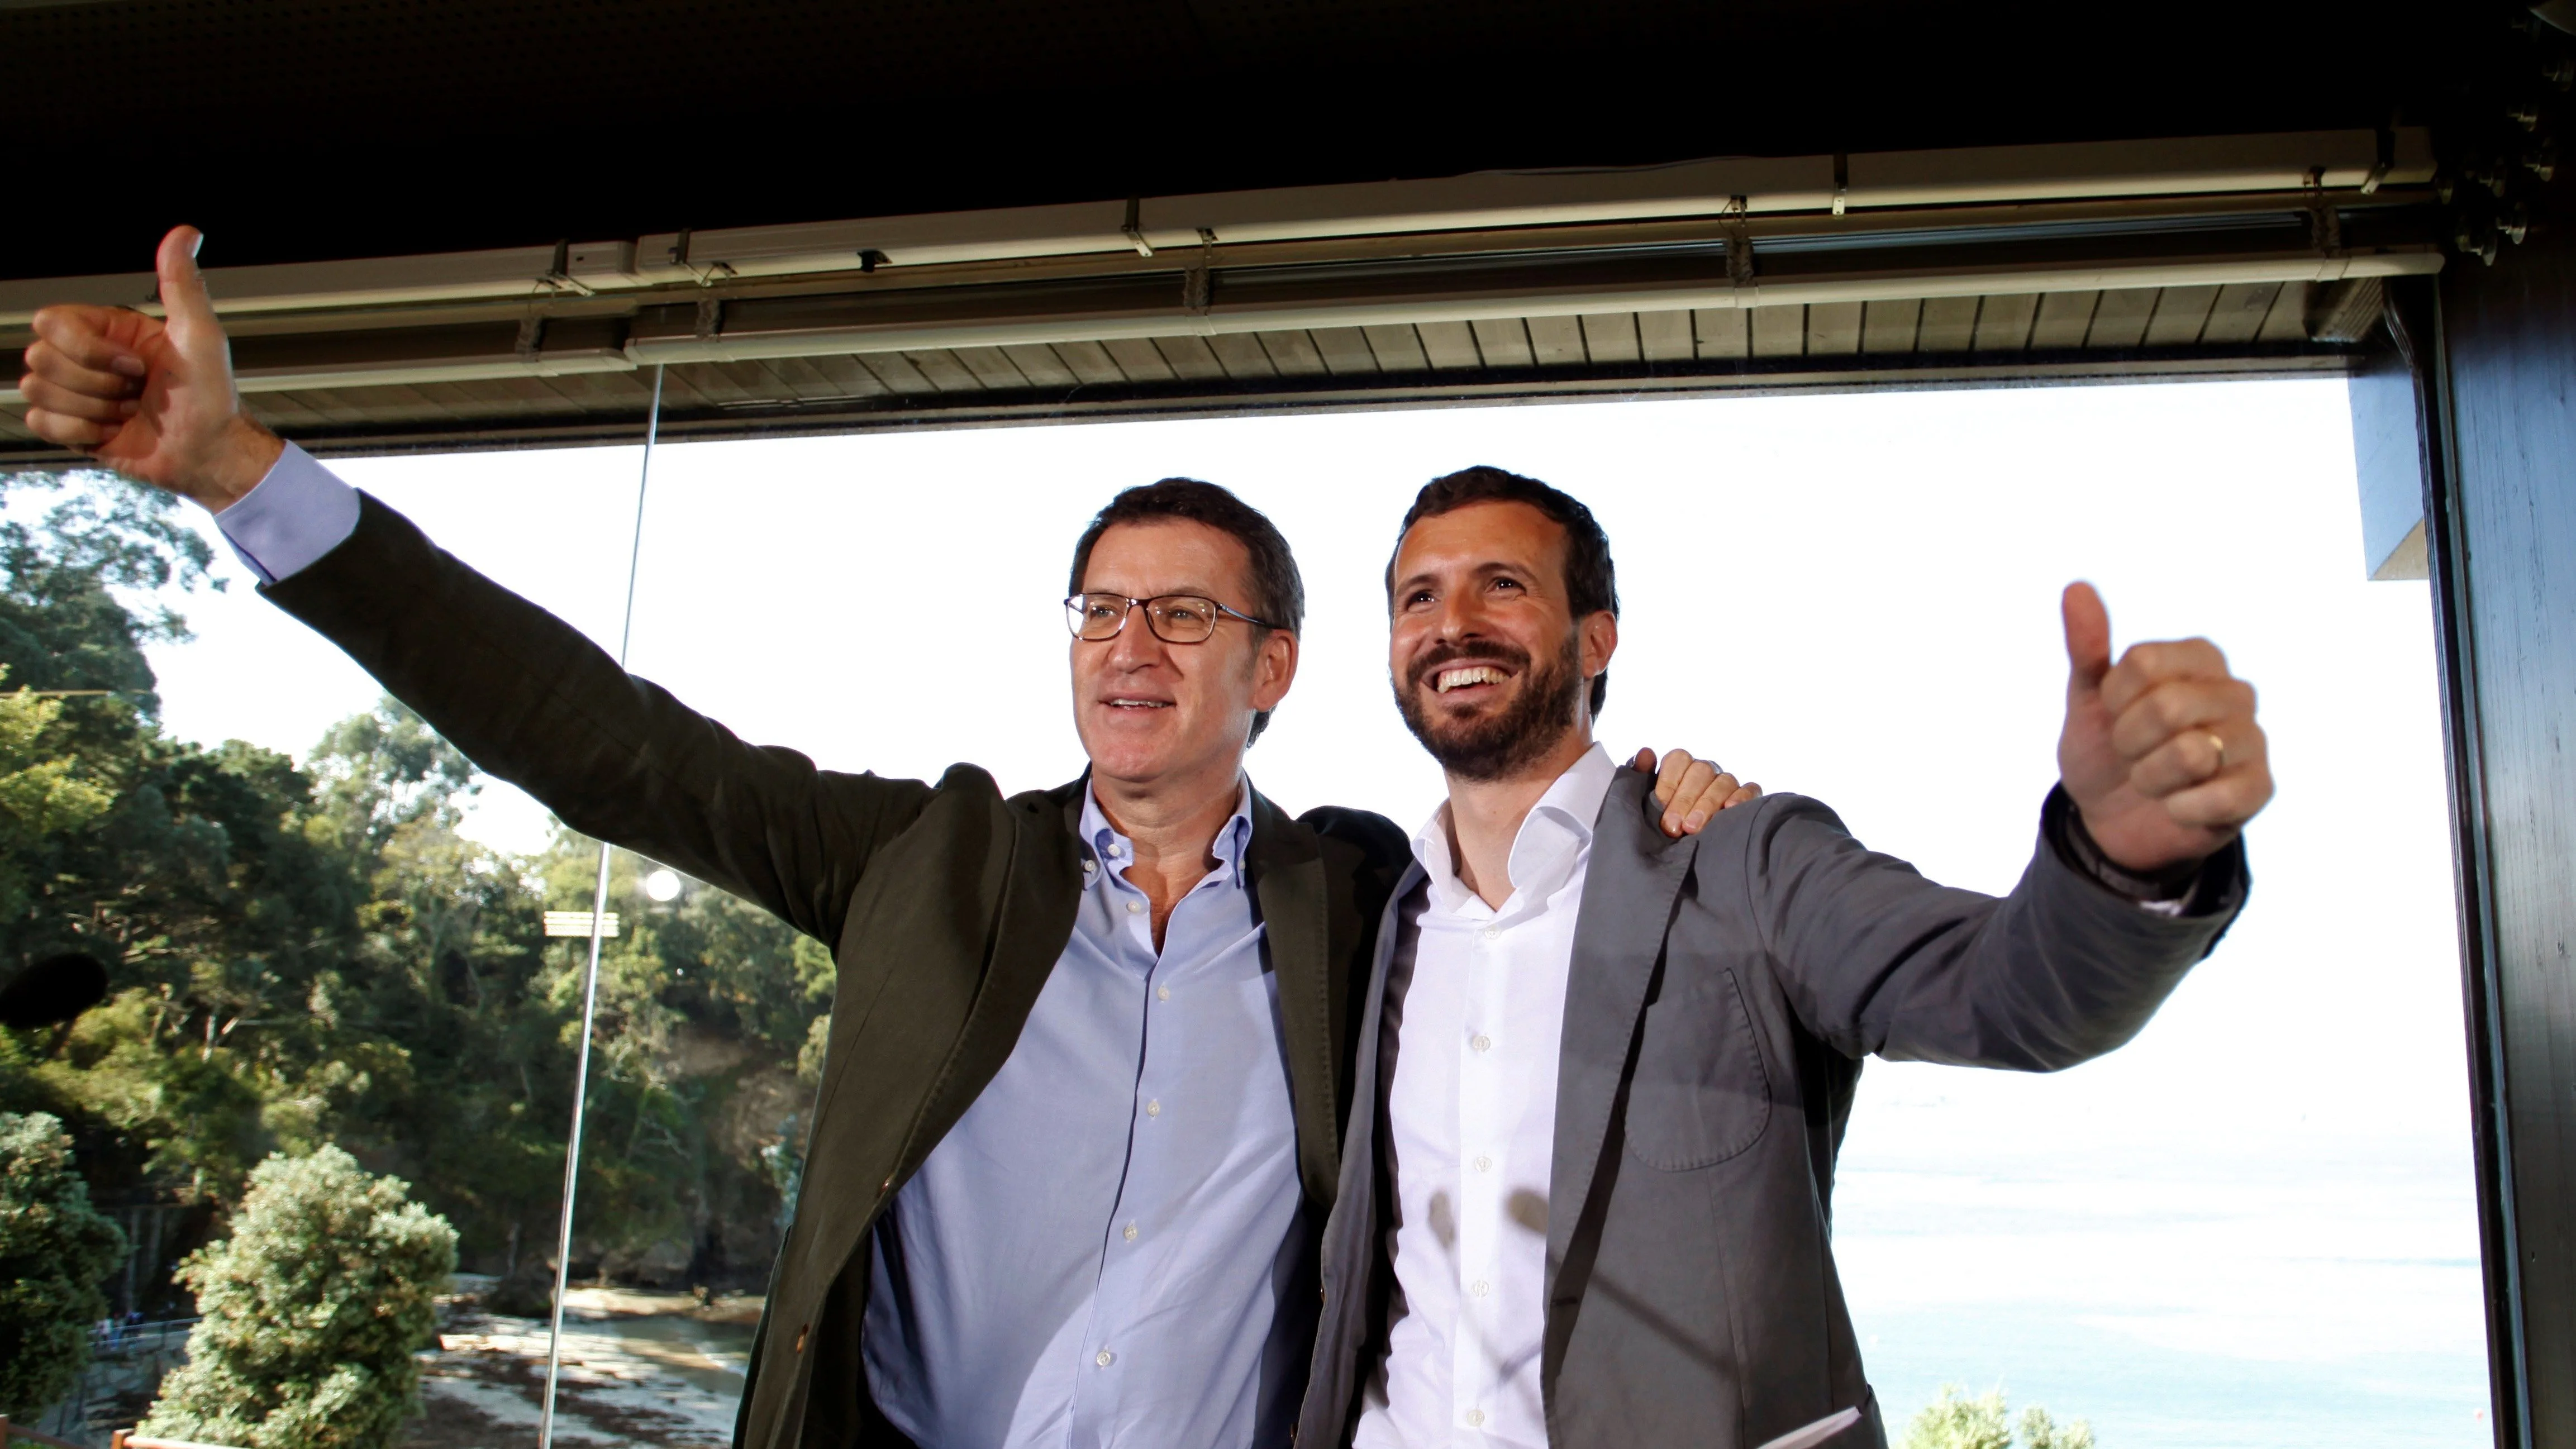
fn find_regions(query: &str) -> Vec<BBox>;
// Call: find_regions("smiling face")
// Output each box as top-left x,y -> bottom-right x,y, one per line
1072,519 -> 1298,793
1388,499 -> 1618,782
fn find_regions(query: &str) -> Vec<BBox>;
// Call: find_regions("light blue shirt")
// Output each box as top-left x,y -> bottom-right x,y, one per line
866,788 -> 1308,1449
214,447 -> 1316,1449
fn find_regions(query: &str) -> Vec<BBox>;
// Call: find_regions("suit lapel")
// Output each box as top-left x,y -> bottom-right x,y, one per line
1247,789 -> 1343,1208
899,775 -> 1088,1178
1547,769 -> 1696,1294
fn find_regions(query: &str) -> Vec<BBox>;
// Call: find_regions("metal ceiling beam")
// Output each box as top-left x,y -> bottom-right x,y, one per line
621,241 -> 2438,370
228,346 -> 2358,461
0,200 -> 2442,406
0,128 -> 2433,327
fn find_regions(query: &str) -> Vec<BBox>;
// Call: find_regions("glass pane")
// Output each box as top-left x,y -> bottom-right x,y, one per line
9,378 -> 2485,1449
564,385 -> 2472,1448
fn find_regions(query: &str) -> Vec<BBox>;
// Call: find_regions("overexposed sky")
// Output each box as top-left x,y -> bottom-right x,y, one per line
138,378 -> 2484,1442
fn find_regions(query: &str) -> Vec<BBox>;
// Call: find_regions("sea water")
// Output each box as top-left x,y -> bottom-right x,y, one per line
1835,1069 -> 2491,1449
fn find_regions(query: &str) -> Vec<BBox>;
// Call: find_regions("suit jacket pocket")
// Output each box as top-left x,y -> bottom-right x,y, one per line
1625,961 -> 1773,1171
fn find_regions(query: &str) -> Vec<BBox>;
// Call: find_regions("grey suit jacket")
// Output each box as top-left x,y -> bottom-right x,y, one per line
1299,770 -> 2248,1448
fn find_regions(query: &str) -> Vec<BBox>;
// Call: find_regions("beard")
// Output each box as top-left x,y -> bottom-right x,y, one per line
1393,632 -> 1586,783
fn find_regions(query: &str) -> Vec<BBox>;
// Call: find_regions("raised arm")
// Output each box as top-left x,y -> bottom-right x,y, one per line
18,226 -> 931,942
270,492 -> 932,942
1750,789 -> 2244,1070
1751,583 -> 2268,1069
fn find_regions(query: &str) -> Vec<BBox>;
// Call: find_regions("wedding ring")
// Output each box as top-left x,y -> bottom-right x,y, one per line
2204,732 -> 2227,771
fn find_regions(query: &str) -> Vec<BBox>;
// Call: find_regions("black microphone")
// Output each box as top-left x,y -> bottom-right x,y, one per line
0,951 -> 111,1029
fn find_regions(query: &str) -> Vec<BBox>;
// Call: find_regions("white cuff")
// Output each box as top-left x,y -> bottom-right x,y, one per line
213,442 -> 361,585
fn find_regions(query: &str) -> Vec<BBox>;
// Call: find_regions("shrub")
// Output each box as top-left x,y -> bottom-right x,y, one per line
0,1110 -> 128,1417
141,1146 -> 456,1449
1902,1385 -> 2095,1449
2016,1405 -> 2096,1449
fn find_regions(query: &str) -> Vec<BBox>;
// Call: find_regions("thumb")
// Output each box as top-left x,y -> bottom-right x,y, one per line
155,225 -> 221,334
2062,580 -> 2112,694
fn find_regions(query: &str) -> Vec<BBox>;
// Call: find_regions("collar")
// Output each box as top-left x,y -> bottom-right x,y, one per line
1079,779 -> 1257,892
1410,742 -> 1616,918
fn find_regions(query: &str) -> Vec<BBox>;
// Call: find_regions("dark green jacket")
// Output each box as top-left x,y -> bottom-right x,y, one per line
264,495 -> 1413,1449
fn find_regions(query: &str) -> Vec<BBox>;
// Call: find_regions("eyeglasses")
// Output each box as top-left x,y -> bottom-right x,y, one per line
1064,592 -> 1284,644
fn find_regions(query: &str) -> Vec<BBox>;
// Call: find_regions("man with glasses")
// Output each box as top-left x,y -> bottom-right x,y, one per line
13,227 -> 1757,1449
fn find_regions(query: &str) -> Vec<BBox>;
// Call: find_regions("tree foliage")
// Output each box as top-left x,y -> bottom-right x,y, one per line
0,1110 -> 130,1417
1902,1386 -> 2096,1449
0,470 -> 823,1317
141,1146 -> 455,1449
0,680 -> 118,928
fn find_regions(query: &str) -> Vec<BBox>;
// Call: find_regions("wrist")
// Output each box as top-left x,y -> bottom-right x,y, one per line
2052,790 -> 2207,902
194,417 -> 285,512
2084,836 -> 2208,901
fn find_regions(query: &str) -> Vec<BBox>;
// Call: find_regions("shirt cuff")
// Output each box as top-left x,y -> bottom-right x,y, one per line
213,442 -> 362,585
2043,785 -> 2208,917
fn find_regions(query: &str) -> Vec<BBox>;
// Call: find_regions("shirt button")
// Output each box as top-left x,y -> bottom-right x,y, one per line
1474,1155 -> 1493,1173
1126,899 -> 1144,915
1156,985 -> 1172,1001
1123,1223 -> 1139,1241
1082,859 -> 1096,874
1146,1099 -> 1161,1117
1471,1279 -> 1491,1298
1465,1408 -> 1485,1427
1470,1034 -> 1492,1054
1107,843 -> 1125,858
1479,926 -> 1501,942
1096,1348 -> 1115,1367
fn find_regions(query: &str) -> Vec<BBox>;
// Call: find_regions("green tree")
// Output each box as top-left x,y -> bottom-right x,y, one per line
2015,1405 -> 2096,1449
0,676 -> 118,946
0,1109 -> 130,1417
1902,1386 -> 2094,1449
527,839 -> 829,1283
0,469 -> 821,1305
334,738 -> 565,1276
0,465 -> 215,711
1905,1386 -> 2012,1449
0,469 -> 332,1214
141,1146 -> 456,1449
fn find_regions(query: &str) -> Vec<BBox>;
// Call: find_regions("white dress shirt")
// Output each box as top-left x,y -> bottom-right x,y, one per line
1355,743 -> 1618,1449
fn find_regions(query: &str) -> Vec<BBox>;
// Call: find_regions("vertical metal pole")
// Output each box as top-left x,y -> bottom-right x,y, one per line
537,364 -> 665,1449
2415,276 -> 2532,1449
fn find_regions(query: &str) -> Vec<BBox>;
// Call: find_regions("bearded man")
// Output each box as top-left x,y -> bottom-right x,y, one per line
1296,466 -> 2272,1449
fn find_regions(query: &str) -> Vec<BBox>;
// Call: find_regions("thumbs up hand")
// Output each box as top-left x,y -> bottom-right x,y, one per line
2056,581 -> 2273,874
18,225 -> 283,509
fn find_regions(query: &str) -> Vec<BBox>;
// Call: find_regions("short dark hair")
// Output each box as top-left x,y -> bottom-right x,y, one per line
1386,465 -> 1620,717
1068,478 -> 1306,743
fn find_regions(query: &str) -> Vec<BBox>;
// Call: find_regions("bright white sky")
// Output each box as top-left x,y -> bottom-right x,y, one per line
140,378 -> 2483,1443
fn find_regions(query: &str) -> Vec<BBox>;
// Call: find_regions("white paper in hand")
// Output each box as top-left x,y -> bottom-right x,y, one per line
1754,1405 -> 1863,1449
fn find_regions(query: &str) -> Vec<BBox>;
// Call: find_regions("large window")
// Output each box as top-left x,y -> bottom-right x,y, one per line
17,378 -> 2476,1447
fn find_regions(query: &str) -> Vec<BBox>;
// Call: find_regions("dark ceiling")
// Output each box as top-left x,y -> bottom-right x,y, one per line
0,1 -> 2504,279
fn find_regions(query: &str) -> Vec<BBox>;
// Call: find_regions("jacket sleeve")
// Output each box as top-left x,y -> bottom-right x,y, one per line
261,491 -> 934,945
1746,787 -> 2247,1070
